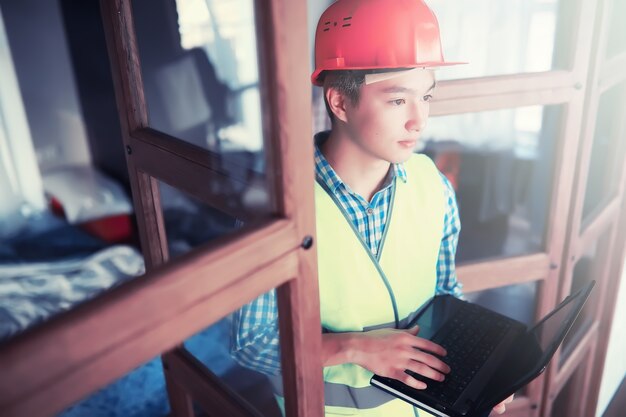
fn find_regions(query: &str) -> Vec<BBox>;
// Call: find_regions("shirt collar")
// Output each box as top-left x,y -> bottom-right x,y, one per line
313,131 -> 408,194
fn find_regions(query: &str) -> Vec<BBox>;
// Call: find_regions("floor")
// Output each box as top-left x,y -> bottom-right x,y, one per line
57,318 -> 278,417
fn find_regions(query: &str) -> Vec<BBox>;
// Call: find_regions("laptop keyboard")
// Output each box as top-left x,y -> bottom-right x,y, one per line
407,302 -> 513,405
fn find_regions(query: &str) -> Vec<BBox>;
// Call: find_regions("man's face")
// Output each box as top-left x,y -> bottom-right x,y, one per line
342,69 -> 435,164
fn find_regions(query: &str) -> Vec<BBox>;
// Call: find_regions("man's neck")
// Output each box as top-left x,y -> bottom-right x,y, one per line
320,130 -> 392,202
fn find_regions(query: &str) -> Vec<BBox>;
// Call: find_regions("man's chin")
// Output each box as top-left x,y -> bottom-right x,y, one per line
389,152 -> 414,164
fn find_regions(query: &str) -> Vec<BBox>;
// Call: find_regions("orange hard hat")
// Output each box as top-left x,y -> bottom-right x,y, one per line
311,0 -> 465,86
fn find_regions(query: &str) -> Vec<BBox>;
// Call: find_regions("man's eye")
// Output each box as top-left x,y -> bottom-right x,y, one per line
390,99 -> 406,106
423,94 -> 433,102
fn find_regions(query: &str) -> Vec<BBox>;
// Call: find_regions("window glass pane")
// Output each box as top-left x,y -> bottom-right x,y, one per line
560,234 -> 609,366
420,105 -> 562,263
59,355 -> 170,417
185,289 -> 282,416
58,290 -> 281,417
465,281 -> 539,326
131,0 -> 268,173
606,0 -> 626,59
307,0 -> 571,80
429,0 -> 563,80
158,180 -> 270,259
0,2 -> 148,344
581,83 -> 626,227
550,362 -> 586,417
59,292 -> 283,417
132,0 -> 274,223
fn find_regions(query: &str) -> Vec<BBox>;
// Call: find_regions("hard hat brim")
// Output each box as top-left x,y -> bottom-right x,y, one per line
311,61 -> 467,86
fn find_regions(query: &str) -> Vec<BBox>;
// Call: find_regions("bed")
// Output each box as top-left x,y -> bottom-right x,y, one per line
0,204 -> 275,417
0,210 -> 145,343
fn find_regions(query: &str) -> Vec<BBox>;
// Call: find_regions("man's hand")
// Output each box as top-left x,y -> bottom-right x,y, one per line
349,325 -> 451,390
491,395 -> 514,415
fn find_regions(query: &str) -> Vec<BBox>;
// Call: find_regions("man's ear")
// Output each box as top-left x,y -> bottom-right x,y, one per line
325,87 -> 349,123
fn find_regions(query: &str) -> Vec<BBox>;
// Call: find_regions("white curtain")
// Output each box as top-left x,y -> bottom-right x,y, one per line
0,8 -> 45,237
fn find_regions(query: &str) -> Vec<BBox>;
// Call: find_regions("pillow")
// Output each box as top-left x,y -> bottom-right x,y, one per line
42,166 -> 133,224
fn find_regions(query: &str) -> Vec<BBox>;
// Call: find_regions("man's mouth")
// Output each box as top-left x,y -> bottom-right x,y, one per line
398,140 -> 417,147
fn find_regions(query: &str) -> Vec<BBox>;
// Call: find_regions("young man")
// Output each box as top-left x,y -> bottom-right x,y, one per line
232,0 -> 513,415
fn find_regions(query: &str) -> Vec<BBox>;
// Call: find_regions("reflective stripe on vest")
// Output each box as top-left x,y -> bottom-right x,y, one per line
275,154 -> 446,417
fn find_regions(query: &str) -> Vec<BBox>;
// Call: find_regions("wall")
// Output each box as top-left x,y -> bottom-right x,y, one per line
0,0 -> 90,172
0,7 -> 45,228
59,0 -> 128,184
596,260 -> 626,416
307,0 -> 333,72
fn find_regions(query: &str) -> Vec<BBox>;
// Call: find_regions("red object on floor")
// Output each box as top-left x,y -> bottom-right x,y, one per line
79,215 -> 133,243
49,196 -> 66,218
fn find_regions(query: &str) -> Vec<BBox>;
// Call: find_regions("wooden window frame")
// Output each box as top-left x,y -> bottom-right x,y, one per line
543,0 -> 626,414
1,0 -> 624,416
430,84 -> 588,417
544,0 -> 626,417
427,0 -> 624,415
0,1 -> 325,417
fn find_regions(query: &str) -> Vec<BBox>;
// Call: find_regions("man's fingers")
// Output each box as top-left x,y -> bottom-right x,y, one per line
408,336 -> 447,356
405,361 -> 446,382
492,394 -> 514,414
491,394 -> 513,414
493,404 -> 505,414
405,325 -> 420,336
407,349 -> 451,374
400,372 -> 427,390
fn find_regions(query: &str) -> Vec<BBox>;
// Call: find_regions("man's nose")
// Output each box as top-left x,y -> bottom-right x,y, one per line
405,101 -> 429,132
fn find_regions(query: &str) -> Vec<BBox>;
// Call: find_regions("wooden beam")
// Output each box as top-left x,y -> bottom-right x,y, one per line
576,197 -> 620,259
130,136 -> 269,223
162,348 -> 264,417
457,253 -> 550,293
583,196 -> 626,416
131,128 -> 266,184
434,71 -> 576,101
431,87 -> 577,116
0,221 -> 299,416
100,0 -> 147,131
163,353 -> 195,417
260,0 -> 324,413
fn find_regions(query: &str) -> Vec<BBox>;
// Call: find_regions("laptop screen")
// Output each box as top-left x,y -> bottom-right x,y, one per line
530,281 -> 594,359
476,281 -> 594,411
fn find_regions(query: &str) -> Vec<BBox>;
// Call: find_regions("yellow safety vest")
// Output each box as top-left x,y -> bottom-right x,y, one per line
273,154 -> 446,417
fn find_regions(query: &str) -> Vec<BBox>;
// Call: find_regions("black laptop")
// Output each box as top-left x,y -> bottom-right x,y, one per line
370,281 -> 595,417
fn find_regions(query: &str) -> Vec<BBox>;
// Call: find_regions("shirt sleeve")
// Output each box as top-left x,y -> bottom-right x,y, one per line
230,289 -> 282,375
435,172 -> 463,298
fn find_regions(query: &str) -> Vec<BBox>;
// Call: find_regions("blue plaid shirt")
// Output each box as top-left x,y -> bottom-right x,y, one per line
230,133 -> 462,375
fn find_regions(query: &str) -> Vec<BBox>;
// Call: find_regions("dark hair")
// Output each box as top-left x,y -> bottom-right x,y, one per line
322,70 -> 367,123
321,68 -> 410,123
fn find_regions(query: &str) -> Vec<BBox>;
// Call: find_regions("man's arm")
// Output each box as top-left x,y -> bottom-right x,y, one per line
322,327 -> 450,390
436,172 -> 463,298
230,289 -> 282,375
231,290 -> 451,389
